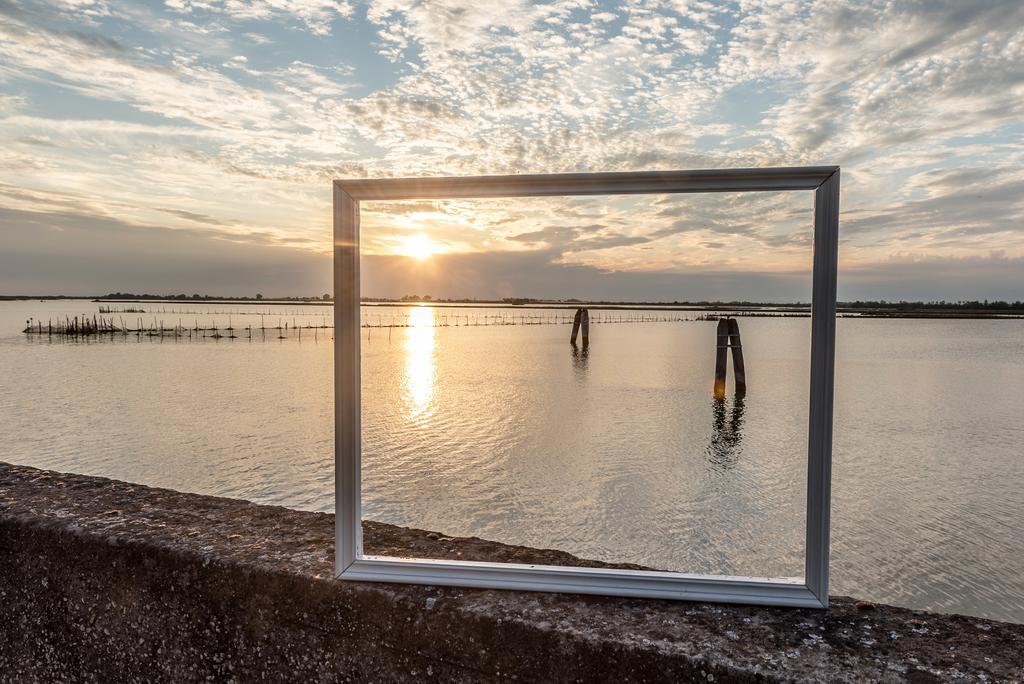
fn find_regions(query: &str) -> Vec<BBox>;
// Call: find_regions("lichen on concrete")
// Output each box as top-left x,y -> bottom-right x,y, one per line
1,462 -> 1022,682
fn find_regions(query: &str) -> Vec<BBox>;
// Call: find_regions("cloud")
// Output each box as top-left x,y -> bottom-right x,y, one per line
361,250 -> 815,303
510,223 -> 652,253
364,248 -> 1024,303
840,252 -> 1024,301
368,0 -> 546,57
165,0 -> 354,36
732,0 -> 1024,165
842,165 -> 1024,244
154,207 -> 238,226
0,20 -> 294,132
0,94 -> 26,115
0,206 -> 330,295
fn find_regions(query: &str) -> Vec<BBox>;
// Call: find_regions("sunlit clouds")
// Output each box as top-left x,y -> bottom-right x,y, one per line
0,1 -> 1022,298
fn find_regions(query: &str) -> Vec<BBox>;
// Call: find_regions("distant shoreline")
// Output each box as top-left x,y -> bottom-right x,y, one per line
2,295 -> 1022,319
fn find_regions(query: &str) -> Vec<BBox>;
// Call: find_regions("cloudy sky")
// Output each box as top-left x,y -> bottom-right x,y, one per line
1,0 -> 1022,300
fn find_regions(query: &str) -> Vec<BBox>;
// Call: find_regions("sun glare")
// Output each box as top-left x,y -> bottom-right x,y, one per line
399,234 -> 437,260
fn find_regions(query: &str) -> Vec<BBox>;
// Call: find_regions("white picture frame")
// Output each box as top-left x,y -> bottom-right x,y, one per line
334,167 -> 840,608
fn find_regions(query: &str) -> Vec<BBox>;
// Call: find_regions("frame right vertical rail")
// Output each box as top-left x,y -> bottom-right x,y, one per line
805,169 -> 840,605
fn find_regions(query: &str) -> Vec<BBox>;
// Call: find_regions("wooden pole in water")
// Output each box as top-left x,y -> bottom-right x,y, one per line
714,318 -> 729,399
727,318 -> 746,395
581,308 -> 590,347
570,308 -> 582,344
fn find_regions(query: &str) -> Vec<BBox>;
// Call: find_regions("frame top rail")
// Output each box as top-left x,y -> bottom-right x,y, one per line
335,166 -> 839,200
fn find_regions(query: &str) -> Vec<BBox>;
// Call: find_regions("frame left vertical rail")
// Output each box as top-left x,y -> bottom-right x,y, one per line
334,183 -> 362,574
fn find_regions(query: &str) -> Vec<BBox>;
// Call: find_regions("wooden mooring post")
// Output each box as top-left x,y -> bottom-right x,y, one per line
727,318 -> 746,395
714,317 -> 746,398
570,308 -> 590,346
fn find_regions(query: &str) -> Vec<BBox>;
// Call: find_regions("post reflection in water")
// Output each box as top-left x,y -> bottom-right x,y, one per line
403,306 -> 436,419
706,396 -> 746,469
571,342 -> 589,375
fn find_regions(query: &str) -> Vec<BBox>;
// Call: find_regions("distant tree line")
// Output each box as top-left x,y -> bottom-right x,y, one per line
502,298 -> 542,305
97,292 -> 333,302
837,300 -> 1024,311
92,294 -> 1022,311
368,296 -> 1024,311
2,294 -> 1020,312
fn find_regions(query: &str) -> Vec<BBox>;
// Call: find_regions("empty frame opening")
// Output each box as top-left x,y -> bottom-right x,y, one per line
357,191 -> 814,578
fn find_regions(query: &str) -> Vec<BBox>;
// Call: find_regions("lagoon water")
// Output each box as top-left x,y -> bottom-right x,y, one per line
1,300 -> 1022,622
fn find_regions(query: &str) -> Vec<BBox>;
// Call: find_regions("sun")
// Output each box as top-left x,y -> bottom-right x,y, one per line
398,234 -> 437,260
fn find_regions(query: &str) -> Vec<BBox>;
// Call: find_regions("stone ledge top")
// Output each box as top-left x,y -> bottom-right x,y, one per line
1,461 -> 1022,682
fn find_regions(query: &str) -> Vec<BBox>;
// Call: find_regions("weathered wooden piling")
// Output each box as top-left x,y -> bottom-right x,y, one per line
727,318 -> 746,395
714,317 -> 746,398
714,319 -> 729,399
570,308 -> 590,346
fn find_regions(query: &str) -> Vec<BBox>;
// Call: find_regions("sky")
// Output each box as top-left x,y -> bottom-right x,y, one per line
0,0 -> 1022,301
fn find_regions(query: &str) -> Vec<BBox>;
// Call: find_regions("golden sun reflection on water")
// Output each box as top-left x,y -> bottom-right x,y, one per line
403,306 -> 436,418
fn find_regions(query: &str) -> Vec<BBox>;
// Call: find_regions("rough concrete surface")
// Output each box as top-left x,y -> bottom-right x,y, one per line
0,462 -> 1021,682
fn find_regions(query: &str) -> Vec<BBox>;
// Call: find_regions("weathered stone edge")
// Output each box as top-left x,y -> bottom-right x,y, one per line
1,462 -> 1021,683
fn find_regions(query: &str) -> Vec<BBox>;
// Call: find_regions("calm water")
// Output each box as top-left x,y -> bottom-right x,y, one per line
1,300 -> 1022,622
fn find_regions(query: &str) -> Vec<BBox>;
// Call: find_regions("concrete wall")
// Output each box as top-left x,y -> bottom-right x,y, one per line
1,462 -> 1021,682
